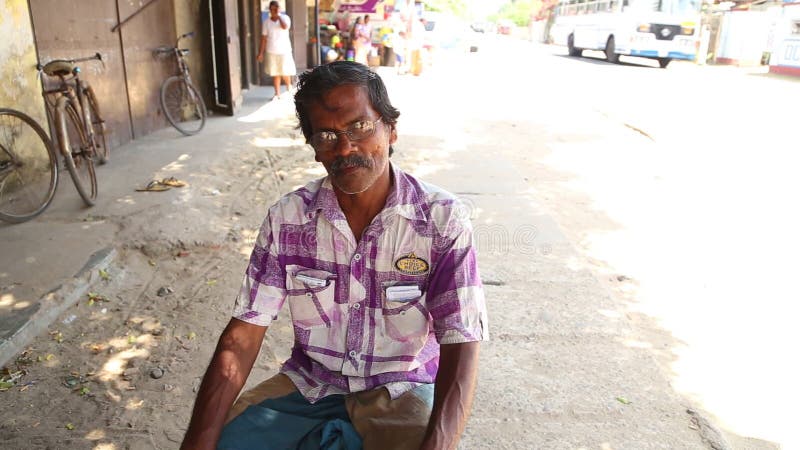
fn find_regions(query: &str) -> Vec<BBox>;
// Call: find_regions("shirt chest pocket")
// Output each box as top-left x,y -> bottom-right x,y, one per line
381,281 -> 430,341
285,265 -> 337,329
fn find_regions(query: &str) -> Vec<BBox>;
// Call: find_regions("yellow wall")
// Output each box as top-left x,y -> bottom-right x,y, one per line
0,0 -> 47,127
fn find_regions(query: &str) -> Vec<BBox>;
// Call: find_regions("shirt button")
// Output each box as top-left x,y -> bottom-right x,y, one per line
352,303 -> 361,310
353,253 -> 362,261
349,350 -> 357,357
305,293 -> 312,297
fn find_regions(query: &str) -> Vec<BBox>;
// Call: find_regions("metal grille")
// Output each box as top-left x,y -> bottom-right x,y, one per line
653,24 -> 681,41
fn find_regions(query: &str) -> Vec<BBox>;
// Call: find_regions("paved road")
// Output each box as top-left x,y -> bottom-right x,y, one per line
422,35 -> 796,448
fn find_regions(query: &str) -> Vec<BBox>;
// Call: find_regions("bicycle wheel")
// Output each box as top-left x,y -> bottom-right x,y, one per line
160,76 -> 207,136
0,109 -> 58,223
56,97 -> 97,206
84,84 -> 109,164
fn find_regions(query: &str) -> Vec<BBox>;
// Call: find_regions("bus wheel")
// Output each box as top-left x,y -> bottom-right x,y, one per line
605,36 -> 620,63
658,57 -> 672,68
568,34 -> 582,57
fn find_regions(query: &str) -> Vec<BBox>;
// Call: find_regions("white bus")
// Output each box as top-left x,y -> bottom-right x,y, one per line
550,0 -> 701,67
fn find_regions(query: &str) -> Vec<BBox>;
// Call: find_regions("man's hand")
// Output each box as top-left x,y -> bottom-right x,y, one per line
419,341 -> 481,450
257,52 -> 264,63
180,318 -> 267,450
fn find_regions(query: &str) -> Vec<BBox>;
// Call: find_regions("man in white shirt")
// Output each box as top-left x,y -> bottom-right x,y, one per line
257,0 -> 297,100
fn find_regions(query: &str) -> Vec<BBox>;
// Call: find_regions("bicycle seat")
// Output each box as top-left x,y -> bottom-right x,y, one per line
42,60 -> 74,77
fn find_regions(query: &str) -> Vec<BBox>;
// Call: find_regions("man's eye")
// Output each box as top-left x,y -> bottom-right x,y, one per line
352,121 -> 370,131
318,132 -> 337,141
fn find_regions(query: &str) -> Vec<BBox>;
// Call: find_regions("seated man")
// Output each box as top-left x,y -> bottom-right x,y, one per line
181,61 -> 489,450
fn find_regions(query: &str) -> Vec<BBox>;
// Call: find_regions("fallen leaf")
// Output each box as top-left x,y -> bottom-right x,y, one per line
206,279 -> 217,286
99,269 -> 111,281
127,335 -> 136,345
187,332 -> 197,340
65,423 -> 75,430
0,381 -> 14,390
616,396 -> 632,405
148,260 -> 156,266
79,386 -> 90,396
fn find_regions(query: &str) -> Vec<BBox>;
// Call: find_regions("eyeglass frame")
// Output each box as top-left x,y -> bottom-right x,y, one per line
309,117 -> 384,153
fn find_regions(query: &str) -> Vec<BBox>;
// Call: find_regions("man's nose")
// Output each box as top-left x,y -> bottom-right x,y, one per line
331,133 -> 356,156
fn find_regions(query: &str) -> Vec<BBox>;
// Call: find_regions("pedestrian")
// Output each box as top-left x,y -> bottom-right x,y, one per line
353,16 -> 372,65
257,0 -> 296,101
180,61 -> 488,450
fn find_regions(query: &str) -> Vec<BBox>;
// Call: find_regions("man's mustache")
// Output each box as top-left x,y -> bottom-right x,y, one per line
330,154 -> 372,174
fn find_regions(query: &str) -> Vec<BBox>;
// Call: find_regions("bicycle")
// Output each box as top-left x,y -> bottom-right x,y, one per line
0,108 -> 58,223
156,32 -> 207,136
38,53 -> 108,206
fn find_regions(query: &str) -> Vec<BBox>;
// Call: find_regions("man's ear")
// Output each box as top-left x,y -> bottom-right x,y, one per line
389,124 -> 397,145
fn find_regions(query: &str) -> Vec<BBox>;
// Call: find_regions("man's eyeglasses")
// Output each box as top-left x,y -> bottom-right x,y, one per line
309,117 -> 383,153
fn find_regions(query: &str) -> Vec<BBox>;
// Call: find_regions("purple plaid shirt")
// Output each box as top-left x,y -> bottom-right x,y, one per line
233,164 -> 488,402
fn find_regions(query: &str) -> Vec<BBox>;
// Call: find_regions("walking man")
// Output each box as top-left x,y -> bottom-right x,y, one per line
257,0 -> 296,100
181,61 -> 488,450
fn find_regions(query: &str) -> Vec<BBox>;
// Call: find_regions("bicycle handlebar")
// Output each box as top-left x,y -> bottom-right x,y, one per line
176,31 -> 195,46
36,53 -> 103,71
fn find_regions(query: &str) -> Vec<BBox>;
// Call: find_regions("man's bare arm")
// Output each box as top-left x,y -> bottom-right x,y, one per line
180,318 -> 267,450
257,35 -> 267,62
419,341 -> 481,450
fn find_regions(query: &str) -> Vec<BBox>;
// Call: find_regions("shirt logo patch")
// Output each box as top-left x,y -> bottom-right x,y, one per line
394,253 -> 429,275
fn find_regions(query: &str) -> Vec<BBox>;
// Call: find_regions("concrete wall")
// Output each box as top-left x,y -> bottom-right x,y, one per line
174,0 -> 213,107
29,0 -> 135,147
0,0 -> 46,127
716,11 -> 770,66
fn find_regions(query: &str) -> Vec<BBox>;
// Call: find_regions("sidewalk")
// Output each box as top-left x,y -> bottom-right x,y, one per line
0,86 -> 292,367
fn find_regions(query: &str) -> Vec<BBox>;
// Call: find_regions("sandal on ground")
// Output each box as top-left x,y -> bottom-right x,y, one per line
161,177 -> 187,187
136,180 -> 171,192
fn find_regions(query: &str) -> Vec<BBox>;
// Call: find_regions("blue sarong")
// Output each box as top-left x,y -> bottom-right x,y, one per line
217,391 -> 363,450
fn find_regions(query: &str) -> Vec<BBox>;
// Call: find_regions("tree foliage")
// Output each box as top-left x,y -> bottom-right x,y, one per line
489,0 -> 542,26
424,0 -> 470,18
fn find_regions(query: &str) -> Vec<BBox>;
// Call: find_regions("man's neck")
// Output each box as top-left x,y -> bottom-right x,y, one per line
334,166 -> 393,241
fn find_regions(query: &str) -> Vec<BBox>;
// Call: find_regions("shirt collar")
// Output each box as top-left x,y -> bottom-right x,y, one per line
305,163 -> 427,223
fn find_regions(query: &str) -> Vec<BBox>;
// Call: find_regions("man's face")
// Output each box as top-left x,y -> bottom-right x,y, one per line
269,4 -> 279,15
307,84 -> 396,195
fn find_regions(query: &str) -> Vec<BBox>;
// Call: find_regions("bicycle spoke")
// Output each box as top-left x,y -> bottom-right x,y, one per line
0,110 -> 57,221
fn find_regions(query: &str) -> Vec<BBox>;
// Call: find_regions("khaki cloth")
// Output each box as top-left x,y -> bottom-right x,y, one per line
227,374 -> 433,450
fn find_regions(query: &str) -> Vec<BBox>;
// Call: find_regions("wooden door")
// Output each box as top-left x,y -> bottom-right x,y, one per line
210,0 -> 242,115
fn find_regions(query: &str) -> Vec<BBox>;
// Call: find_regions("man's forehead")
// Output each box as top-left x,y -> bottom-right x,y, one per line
314,84 -> 372,114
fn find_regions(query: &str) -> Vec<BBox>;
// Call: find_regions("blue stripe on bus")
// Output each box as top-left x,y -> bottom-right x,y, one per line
630,50 -> 659,57
630,50 -> 695,60
667,51 -> 695,60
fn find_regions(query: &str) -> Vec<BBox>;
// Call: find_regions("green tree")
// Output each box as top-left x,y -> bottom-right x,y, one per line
424,0 -> 470,18
490,0 -> 541,27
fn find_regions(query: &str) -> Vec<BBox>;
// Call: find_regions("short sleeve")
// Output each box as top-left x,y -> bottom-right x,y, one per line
282,14 -> 291,29
232,208 -> 288,327
425,221 -> 489,345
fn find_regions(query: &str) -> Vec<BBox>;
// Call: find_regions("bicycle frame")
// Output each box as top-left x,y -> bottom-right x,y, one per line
39,54 -> 102,160
172,33 -> 198,99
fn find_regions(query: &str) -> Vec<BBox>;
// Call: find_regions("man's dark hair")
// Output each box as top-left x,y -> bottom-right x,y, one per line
295,61 -> 400,156
268,0 -> 279,7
